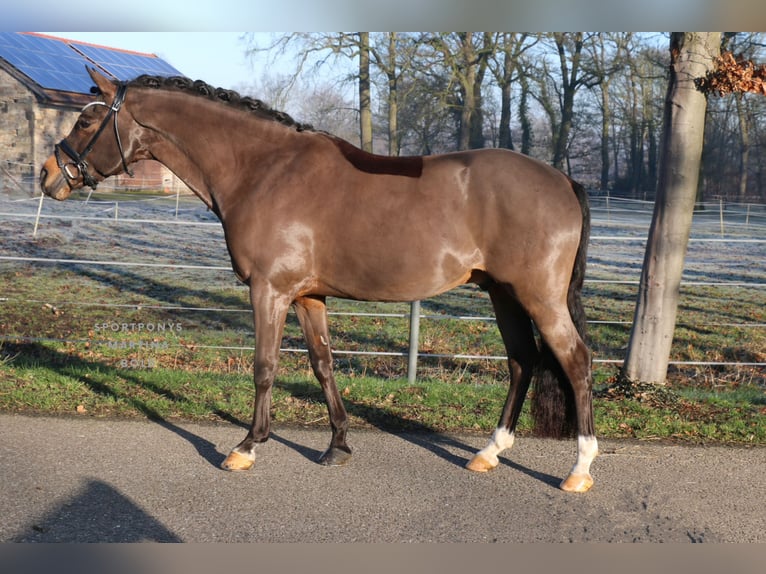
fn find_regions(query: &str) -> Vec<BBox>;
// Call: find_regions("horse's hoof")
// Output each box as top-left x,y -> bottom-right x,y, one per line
560,472 -> 593,493
220,450 -> 255,471
318,447 -> 352,466
465,453 -> 498,473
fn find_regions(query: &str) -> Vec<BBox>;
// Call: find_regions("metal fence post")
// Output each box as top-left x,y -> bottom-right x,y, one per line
407,300 -> 420,384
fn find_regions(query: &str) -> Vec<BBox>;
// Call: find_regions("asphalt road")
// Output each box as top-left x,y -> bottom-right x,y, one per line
1,413 -> 764,543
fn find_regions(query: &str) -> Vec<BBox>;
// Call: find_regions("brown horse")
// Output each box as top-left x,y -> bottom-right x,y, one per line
40,68 -> 597,492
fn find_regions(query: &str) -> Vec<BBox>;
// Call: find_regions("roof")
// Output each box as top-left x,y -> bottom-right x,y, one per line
0,32 -> 184,106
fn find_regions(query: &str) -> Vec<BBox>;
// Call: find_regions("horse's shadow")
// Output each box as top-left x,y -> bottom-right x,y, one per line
3,341 -> 228,469
5,342 -> 560,489
268,432 -> 323,461
270,379 -> 563,489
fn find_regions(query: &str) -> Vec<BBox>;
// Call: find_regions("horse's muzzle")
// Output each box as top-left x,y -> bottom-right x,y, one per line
39,156 -> 73,200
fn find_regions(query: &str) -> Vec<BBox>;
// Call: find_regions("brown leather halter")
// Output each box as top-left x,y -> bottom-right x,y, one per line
54,82 -> 133,190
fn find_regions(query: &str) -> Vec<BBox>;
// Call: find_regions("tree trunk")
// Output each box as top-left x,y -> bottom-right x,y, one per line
456,33 -> 477,151
468,55 -> 487,149
628,72 -> 643,195
622,32 -> 721,384
736,93 -> 750,200
498,33 -> 514,150
600,84 -> 610,190
358,32 -> 373,152
467,33 -> 492,150
519,73 -> 532,155
646,114 -> 658,194
494,33 -> 534,151
387,33 -> 399,157
551,32 -> 584,171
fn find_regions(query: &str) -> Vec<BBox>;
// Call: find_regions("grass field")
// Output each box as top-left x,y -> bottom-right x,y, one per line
1,191 -> 764,444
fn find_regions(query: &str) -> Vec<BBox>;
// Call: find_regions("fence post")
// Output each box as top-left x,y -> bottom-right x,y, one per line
32,192 -> 44,238
718,196 -> 726,237
407,300 -> 420,384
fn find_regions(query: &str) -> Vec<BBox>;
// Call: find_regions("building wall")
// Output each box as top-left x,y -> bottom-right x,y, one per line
1,68 -> 189,196
0,68 -> 47,193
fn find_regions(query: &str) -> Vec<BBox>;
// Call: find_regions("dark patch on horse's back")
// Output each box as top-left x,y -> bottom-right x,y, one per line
331,137 -> 423,178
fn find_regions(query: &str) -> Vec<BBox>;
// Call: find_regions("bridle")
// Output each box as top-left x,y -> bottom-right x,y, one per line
55,82 -> 134,190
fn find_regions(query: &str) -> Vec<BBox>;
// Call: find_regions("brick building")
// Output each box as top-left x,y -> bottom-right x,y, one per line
0,32 -> 188,195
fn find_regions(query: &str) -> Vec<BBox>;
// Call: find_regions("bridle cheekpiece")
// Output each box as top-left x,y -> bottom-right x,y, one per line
55,81 -> 134,190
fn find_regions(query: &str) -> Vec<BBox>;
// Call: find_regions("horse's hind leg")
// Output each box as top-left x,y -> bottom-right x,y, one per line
466,284 -> 537,472
532,307 -> 597,493
293,295 -> 352,466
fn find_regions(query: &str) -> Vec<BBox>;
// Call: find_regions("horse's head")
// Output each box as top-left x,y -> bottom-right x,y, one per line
40,68 -> 141,200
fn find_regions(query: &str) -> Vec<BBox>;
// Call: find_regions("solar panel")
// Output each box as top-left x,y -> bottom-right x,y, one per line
0,32 -> 184,95
72,42 -> 182,82
0,33 -> 94,93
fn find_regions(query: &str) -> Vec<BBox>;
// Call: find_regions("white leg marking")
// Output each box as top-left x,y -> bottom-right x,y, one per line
475,427 -> 515,467
569,434 -> 598,477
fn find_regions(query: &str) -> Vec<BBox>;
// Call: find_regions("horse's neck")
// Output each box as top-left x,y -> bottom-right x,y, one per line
149,138 -> 218,211
137,91 -> 295,217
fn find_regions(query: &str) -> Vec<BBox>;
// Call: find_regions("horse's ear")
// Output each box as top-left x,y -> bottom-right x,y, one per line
86,67 -> 116,99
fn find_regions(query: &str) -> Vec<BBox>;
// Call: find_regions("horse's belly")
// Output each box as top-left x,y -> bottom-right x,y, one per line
319,246 -> 482,302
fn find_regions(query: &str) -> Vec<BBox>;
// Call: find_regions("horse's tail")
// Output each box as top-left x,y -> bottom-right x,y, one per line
530,178 -> 590,438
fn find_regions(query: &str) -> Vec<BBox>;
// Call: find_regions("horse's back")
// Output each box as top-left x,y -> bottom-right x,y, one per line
425,148 -> 577,203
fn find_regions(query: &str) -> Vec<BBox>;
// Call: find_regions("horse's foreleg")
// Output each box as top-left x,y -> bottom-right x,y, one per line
294,296 -> 351,466
221,289 -> 290,471
467,286 -> 536,473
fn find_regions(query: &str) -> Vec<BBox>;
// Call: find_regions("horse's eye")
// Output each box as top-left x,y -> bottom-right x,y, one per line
77,118 -> 92,130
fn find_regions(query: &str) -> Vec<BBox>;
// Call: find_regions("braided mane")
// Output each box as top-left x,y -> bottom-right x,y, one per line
121,74 -> 422,178
126,75 -> 314,132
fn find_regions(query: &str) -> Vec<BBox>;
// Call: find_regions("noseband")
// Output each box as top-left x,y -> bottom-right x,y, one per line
55,82 -> 134,190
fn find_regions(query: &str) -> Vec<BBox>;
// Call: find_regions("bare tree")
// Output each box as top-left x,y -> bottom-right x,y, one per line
585,33 -> 631,190
396,70 -> 453,155
516,60 -> 535,156
622,32 -> 722,385
368,33 -> 420,156
243,33 -> 372,150
358,32 -> 372,152
294,84 -> 358,141
371,33 -> 401,155
418,33 -> 494,150
487,33 -> 537,150
530,33 -> 600,171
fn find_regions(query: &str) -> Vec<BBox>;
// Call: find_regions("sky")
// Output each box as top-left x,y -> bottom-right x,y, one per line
45,32 -> 281,92
13,0 -> 761,34
9,1 -> 765,37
